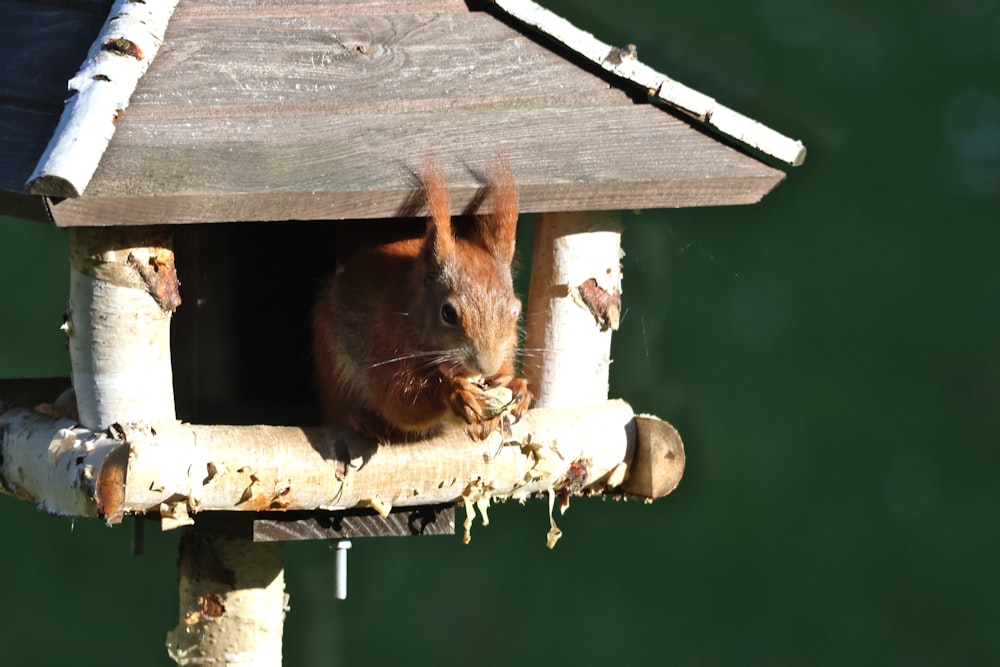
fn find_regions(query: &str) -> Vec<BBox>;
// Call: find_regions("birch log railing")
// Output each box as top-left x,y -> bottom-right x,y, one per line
1,384 -> 684,662
0,396 -> 684,536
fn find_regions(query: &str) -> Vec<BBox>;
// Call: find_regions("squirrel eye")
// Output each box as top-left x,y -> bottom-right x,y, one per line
440,302 -> 459,326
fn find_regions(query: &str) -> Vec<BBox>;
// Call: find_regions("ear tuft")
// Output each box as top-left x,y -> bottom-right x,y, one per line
421,157 -> 456,270
478,155 -> 519,263
422,156 -> 451,227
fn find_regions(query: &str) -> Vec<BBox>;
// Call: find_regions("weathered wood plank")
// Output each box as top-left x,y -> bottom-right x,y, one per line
59,0 -> 782,221
192,505 -> 457,542
182,0 -> 471,11
5,0 -> 787,222
494,0 -> 806,165
50,104 -> 782,225
250,506 -> 455,541
134,9 -> 629,111
0,190 -> 51,224
98,105 -> 758,196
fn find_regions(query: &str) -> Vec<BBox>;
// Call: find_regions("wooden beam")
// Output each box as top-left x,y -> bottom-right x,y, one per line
491,0 -> 806,166
524,211 -> 622,408
0,399 -> 683,522
195,505 -> 456,542
27,0 -> 181,198
46,103 -> 784,226
165,526 -> 286,665
66,227 -> 180,429
24,0 -> 786,225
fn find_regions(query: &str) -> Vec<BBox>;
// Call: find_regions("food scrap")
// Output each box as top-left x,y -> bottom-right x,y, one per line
367,496 -> 392,518
545,488 -> 563,549
461,478 -> 494,544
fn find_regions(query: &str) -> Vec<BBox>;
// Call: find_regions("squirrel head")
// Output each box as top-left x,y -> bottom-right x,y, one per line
417,158 -> 521,378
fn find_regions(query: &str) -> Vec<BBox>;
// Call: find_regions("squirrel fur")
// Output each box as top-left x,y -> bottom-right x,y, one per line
312,157 -> 532,440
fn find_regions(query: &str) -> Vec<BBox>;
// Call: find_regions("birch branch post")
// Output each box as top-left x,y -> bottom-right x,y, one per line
27,0 -> 180,197
66,227 -> 180,430
492,0 -> 806,166
524,211 -> 623,408
166,529 -> 287,666
61,224 -> 292,665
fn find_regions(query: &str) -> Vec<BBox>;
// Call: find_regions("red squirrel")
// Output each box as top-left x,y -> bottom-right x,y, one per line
312,157 -> 532,440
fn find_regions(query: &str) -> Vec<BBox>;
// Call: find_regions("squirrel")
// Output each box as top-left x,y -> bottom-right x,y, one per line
312,157 -> 533,441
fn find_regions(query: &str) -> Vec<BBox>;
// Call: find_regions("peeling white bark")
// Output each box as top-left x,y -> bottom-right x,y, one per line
492,0 -> 806,166
524,211 -> 622,408
166,531 -> 287,666
127,401 -> 635,516
27,0 -> 181,197
0,405 -> 112,517
0,400 -> 688,521
65,228 -> 179,430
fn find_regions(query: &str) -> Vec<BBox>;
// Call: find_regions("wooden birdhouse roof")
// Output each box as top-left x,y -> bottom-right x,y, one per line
0,0 -> 804,227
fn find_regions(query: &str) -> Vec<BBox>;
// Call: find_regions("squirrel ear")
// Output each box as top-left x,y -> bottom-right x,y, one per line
476,155 -> 519,264
421,157 -> 456,270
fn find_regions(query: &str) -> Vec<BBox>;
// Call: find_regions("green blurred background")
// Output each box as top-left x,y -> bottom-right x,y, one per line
2,0 -> 998,664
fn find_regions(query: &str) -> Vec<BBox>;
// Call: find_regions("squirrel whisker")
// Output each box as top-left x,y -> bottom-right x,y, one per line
369,349 -> 459,369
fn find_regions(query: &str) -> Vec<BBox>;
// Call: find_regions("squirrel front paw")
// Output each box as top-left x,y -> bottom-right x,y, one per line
449,376 -> 487,425
448,375 -> 533,441
448,376 -> 497,440
502,376 -> 532,423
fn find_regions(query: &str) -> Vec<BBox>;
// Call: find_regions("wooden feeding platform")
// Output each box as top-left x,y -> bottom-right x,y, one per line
0,0 -> 802,663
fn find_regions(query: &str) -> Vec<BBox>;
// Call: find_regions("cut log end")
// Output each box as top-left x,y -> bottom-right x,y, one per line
621,415 -> 685,499
27,175 -> 81,198
95,442 -> 129,525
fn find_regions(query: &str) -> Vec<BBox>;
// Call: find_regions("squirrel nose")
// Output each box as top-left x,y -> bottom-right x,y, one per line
471,350 -> 505,377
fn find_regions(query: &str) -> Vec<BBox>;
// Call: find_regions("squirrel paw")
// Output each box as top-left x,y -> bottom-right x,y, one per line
449,376 -> 489,423
449,375 -> 533,441
467,416 -> 502,441
502,376 -> 532,423
449,377 -> 498,441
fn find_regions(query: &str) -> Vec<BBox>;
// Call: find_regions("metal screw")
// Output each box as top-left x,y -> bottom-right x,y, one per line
334,540 -> 352,600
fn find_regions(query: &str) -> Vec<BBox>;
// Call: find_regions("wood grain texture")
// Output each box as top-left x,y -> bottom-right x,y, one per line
1,0 -> 785,223
54,103 -> 783,225
252,505 -> 454,541
191,505 -> 455,541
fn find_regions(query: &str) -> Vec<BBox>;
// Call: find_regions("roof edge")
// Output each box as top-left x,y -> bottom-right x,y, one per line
25,0 -> 180,199
491,0 -> 806,166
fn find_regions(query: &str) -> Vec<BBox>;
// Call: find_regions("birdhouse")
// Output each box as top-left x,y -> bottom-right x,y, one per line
0,0 -> 803,662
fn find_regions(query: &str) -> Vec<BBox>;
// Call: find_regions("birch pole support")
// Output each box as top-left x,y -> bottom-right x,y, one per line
67,227 -> 179,429
166,529 -> 287,666
65,227 -> 288,666
524,211 -> 623,408
0,400 -> 639,518
523,212 -> 684,500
